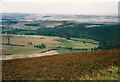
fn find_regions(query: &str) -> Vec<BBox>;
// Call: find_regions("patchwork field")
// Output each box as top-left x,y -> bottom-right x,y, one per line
2,34 -> 99,55
2,48 -> 119,80
2,35 -> 59,55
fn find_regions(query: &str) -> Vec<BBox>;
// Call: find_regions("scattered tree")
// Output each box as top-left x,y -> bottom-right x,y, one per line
34,43 -> 46,49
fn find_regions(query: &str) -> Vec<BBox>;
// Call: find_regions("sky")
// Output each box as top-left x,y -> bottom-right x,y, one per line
1,0 -> 119,15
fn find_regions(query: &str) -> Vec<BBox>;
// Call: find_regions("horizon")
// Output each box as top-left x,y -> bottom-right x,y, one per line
1,12 -> 118,16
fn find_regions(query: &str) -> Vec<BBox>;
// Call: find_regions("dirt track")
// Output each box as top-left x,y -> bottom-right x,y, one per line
1,50 -> 59,60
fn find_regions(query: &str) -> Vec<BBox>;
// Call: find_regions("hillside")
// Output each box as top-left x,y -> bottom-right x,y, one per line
2,48 -> 119,80
36,23 -> 119,49
3,23 -> 119,50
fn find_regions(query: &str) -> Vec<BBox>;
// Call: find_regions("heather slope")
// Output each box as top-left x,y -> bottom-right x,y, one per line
2,48 -> 119,80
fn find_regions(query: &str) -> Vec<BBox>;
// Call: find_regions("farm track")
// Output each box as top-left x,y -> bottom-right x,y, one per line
1,50 -> 59,60
2,48 -> 119,80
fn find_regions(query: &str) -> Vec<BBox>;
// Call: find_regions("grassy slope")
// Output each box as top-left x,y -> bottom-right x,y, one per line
2,35 -> 98,55
2,35 -> 60,55
2,48 -> 119,80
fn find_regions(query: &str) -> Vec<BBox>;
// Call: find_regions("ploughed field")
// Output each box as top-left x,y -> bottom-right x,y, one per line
2,48 -> 119,80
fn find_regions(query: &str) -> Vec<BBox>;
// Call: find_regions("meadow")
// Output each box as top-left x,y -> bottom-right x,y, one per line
2,34 -> 99,55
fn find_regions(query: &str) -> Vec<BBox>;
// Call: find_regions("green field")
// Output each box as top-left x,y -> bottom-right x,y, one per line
2,35 -> 99,55
57,38 -> 98,48
57,50 -> 87,54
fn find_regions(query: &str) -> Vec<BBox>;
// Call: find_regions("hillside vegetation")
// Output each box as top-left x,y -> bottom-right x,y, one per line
2,48 -> 119,80
36,23 -> 119,49
3,22 -> 119,50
